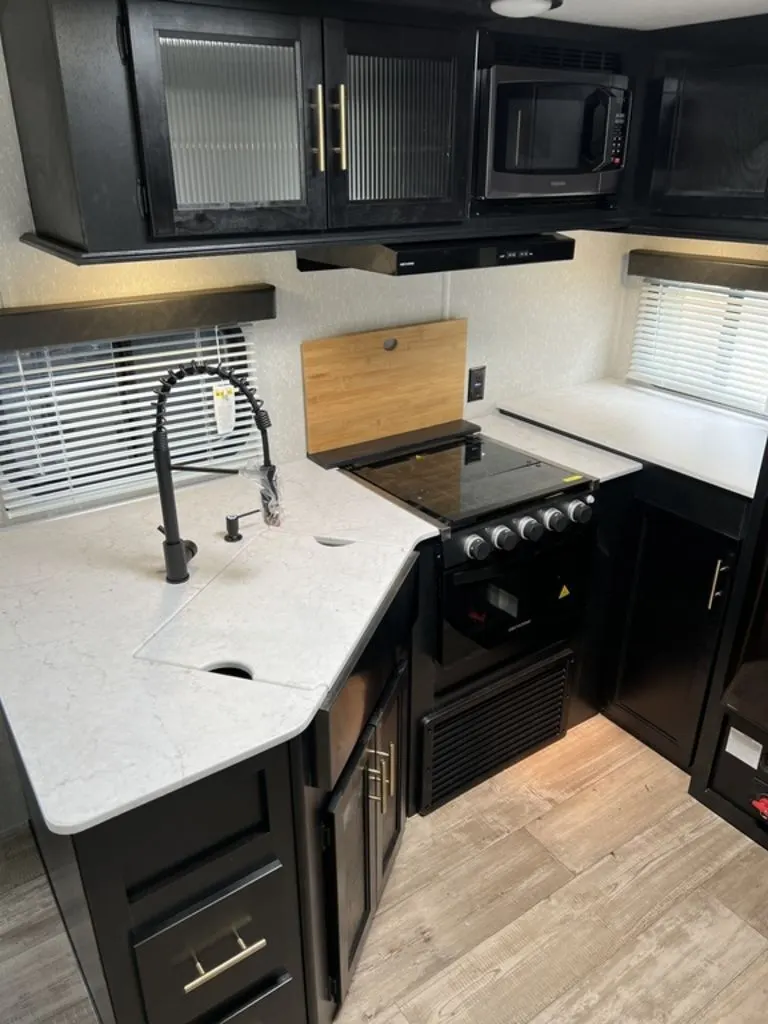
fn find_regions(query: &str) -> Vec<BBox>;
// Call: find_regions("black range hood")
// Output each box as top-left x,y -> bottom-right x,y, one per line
296,233 -> 575,276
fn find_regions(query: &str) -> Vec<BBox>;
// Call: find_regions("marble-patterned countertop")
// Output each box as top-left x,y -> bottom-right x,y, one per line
476,411 -> 642,483
0,426 -> 639,837
0,460 -> 435,835
498,380 -> 768,498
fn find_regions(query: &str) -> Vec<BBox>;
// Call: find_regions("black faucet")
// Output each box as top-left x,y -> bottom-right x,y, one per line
152,361 -> 278,584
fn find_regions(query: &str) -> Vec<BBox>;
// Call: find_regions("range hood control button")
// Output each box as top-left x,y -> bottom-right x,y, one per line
538,508 -> 568,533
513,516 -> 544,542
564,499 -> 593,524
463,534 -> 491,561
489,525 -> 519,552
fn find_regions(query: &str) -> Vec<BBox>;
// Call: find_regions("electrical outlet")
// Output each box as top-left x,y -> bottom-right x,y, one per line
467,365 -> 486,402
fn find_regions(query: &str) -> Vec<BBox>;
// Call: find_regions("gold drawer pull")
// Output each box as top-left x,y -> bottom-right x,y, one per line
184,930 -> 267,995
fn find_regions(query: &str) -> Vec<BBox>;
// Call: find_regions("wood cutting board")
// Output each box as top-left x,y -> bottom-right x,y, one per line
301,318 -> 467,455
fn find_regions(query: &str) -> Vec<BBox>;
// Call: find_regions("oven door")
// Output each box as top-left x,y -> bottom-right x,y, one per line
481,67 -> 626,200
440,540 -> 588,666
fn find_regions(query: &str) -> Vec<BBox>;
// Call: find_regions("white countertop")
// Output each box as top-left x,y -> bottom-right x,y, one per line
476,412 -> 642,484
0,460 -> 436,835
0,424 -> 639,837
498,380 -> 768,498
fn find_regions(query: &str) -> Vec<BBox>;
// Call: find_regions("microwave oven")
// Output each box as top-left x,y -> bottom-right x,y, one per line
477,66 -> 632,201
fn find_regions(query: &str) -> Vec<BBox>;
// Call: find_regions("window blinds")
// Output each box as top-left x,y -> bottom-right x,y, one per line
0,326 -> 262,523
629,278 -> 768,416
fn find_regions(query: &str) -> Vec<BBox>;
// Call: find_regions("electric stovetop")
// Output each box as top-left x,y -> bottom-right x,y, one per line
351,434 -> 586,527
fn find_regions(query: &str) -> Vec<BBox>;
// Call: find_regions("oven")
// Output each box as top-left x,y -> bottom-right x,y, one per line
440,523 -> 592,669
477,66 -> 631,201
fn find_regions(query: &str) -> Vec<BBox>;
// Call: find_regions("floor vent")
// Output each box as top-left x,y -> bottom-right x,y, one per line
420,652 -> 571,813
493,39 -> 622,74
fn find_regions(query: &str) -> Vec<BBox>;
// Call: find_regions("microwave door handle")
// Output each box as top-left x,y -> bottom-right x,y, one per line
581,88 -> 616,172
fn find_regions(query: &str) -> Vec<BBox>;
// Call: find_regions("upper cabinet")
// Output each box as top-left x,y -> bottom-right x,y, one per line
2,0 -> 635,262
125,2 -> 474,240
127,4 -> 328,237
322,19 -> 474,228
648,55 -> 768,223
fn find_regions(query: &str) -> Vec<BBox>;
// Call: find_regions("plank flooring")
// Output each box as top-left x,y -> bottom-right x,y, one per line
1,716 -> 766,1024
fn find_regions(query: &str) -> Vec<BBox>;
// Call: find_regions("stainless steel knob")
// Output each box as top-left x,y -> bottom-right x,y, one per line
463,534 -> 491,561
513,516 -> 544,542
538,508 -> 567,533
564,499 -> 593,524
489,525 -> 519,552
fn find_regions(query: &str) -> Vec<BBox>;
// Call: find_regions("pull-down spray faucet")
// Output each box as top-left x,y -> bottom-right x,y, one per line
152,361 -> 279,584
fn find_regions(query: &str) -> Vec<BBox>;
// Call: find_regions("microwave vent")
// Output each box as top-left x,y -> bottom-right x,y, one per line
494,39 -> 621,74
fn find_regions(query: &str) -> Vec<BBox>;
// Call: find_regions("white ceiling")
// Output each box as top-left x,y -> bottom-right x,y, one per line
542,0 -> 768,29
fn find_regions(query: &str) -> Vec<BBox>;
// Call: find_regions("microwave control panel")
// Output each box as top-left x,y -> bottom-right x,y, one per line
608,92 -> 632,168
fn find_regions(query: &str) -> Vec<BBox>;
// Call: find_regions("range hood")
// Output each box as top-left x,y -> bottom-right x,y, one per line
296,233 -> 575,276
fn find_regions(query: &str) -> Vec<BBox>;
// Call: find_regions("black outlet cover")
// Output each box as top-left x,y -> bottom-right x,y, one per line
468,365 -> 486,402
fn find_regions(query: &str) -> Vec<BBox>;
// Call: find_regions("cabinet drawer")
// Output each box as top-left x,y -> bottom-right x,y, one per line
133,858 -> 301,1024
216,972 -> 304,1024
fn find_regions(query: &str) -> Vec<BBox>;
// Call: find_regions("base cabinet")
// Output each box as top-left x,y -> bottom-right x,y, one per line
26,745 -> 307,1024
322,659 -> 408,1007
605,471 -> 743,770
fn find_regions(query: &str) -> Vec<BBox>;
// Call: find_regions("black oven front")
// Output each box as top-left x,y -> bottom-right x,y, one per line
478,66 -> 631,201
437,499 -> 595,676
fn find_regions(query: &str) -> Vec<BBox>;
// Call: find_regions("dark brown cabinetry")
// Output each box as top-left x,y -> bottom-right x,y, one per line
323,659 -> 408,1004
126,2 -> 474,240
649,55 -> 768,225
127,3 -> 327,238
605,470 -> 746,770
323,19 -> 474,229
25,745 -> 306,1024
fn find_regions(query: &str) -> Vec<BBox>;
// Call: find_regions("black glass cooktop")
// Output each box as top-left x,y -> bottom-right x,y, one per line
352,435 -> 586,526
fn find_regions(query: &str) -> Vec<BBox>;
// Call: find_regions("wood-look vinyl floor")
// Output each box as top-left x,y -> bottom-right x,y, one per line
1,716 -> 766,1024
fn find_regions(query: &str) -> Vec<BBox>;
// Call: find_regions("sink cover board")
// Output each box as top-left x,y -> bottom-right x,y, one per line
135,531 -> 412,690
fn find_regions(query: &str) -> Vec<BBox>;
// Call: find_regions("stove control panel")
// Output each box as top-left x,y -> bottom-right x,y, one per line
444,489 -> 597,569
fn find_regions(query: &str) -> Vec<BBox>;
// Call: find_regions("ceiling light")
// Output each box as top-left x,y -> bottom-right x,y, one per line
491,0 -> 564,17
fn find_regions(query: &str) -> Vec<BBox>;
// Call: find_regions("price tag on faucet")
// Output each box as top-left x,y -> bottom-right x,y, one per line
212,384 -> 236,435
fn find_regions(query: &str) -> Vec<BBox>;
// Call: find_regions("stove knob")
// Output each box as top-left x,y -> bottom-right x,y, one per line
489,525 -> 519,552
538,508 -> 568,533
463,534 -> 491,561
564,499 -> 593,524
513,516 -> 544,542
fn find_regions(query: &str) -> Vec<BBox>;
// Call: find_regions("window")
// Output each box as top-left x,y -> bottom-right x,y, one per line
0,326 -> 262,523
629,278 -> 768,416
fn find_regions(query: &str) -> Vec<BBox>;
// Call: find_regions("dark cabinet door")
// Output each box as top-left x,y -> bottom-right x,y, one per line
370,660 -> 408,899
323,724 -> 377,1004
322,19 -> 475,228
649,56 -> 768,222
611,505 -> 737,769
127,2 -> 327,238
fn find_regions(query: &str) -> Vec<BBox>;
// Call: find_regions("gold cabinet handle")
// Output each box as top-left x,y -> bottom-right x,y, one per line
389,742 -> 396,798
310,84 -> 326,174
332,83 -> 348,171
185,930 -> 267,995
707,559 -> 729,611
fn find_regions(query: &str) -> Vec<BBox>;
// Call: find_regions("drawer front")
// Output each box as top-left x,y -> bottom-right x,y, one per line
134,858 -> 303,1024
217,972 -> 305,1024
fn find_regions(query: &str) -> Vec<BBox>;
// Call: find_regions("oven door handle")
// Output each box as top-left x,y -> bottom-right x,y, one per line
581,87 -> 618,173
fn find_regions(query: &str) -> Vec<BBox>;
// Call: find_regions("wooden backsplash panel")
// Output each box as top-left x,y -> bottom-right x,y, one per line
301,319 -> 467,454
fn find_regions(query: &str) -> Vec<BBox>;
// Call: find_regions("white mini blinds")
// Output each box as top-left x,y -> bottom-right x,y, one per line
0,327 -> 262,523
629,278 -> 768,416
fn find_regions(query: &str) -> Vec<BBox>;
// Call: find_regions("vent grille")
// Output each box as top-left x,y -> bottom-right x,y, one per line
420,654 -> 570,812
493,38 -> 621,73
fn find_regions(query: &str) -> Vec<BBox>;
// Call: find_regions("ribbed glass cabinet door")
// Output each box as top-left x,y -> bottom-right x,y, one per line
127,3 -> 326,238
324,20 -> 475,228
